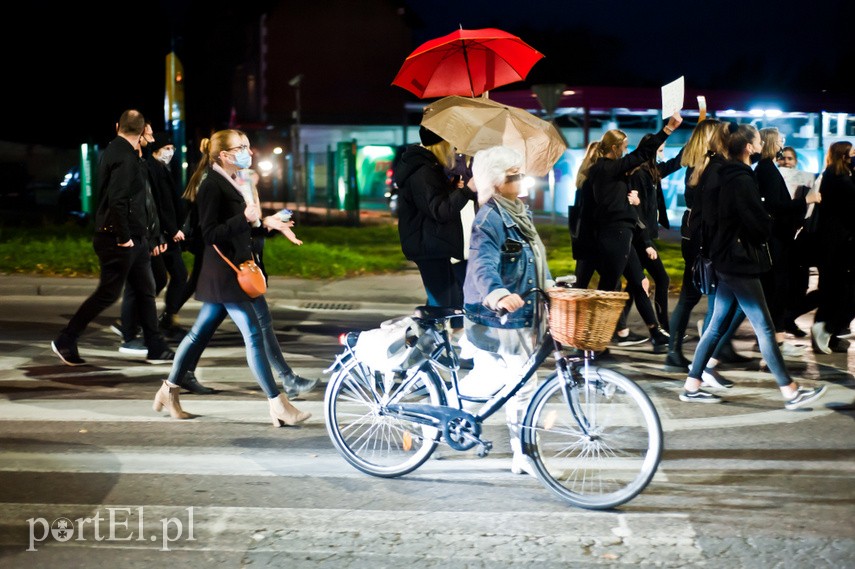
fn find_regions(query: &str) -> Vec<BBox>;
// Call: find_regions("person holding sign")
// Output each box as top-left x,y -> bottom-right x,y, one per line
587,111 -> 683,353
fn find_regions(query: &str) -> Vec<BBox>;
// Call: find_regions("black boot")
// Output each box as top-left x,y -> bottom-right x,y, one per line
715,344 -> 752,365
663,351 -> 691,373
177,371 -> 216,395
282,372 -> 318,399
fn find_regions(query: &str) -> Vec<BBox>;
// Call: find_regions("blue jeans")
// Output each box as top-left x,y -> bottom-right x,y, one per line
167,301 -> 280,398
689,272 -> 791,387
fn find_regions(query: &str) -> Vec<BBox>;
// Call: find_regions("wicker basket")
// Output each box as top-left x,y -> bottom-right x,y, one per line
546,288 -> 630,351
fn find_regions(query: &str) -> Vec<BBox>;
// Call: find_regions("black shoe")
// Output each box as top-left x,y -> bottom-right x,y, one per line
282,373 -> 318,399
829,337 -> 851,353
611,330 -> 648,346
715,346 -> 752,365
701,367 -> 735,389
679,388 -> 722,403
784,385 -> 827,410
592,348 -> 614,361
663,352 -> 690,373
650,327 -> 670,354
146,347 -> 175,365
178,371 -> 216,395
118,338 -> 148,356
783,321 -> 808,338
51,334 -> 86,366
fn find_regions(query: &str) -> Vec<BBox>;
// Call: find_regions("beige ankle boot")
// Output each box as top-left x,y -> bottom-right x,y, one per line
153,381 -> 193,420
269,393 -> 311,427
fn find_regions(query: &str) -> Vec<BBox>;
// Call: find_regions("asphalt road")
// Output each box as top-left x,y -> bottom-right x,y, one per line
0,277 -> 853,568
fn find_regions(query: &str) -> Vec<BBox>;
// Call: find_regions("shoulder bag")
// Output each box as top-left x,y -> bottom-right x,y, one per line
212,244 -> 267,298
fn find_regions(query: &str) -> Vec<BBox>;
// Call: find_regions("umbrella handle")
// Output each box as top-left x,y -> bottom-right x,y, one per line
460,39 -> 476,98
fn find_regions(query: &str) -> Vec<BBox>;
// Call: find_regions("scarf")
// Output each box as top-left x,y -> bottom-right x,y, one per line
493,195 -> 548,289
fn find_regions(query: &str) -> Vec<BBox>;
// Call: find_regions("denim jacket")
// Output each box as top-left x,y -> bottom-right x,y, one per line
463,198 -> 551,329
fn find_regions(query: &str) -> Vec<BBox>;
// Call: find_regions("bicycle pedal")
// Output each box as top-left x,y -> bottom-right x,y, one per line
476,441 -> 493,458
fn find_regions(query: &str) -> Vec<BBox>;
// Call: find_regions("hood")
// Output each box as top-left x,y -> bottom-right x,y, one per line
719,160 -> 754,187
394,145 -> 438,187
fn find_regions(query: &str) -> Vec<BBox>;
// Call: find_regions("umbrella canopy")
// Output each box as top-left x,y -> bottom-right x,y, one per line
421,96 -> 567,177
392,28 -> 544,99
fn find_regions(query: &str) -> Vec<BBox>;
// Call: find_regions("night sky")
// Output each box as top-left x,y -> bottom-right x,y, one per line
3,0 -> 847,149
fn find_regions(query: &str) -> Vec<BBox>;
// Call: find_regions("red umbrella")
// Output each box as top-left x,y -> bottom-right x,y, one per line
392,27 -> 544,99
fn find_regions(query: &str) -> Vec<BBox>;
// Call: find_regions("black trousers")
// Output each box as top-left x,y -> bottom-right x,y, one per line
414,257 -> 465,328
121,243 -> 188,337
62,233 -> 162,349
597,227 -> 658,328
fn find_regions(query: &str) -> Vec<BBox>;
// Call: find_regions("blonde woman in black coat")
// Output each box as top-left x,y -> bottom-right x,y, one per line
152,129 -> 310,426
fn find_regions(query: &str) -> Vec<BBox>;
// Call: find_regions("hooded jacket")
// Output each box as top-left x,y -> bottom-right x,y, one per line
709,160 -> 773,276
395,144 -> 475,261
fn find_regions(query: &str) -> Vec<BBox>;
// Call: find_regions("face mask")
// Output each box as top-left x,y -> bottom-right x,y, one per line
749,152 -> 762,165
157,149 -> 174,165
232,148 -> 252,169
775,149 -> 784,160
850,156 -> 855,170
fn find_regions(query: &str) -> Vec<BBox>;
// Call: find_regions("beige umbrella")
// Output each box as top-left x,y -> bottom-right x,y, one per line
420,95 -> 567,177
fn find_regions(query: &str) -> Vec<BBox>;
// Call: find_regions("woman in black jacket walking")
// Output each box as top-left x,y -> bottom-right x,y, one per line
627,135 -> 684,333
586,112 -> 682,351
679,122 -> 826,409
395,126 -> 477,327
151,129 -> 311,426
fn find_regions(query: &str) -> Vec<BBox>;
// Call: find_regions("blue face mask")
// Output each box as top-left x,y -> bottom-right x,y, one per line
232,148 -> 252,169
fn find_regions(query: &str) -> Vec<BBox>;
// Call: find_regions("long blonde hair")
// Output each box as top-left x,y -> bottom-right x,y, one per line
183,129 -> 241,201
682,119 -> 720,187
425,139 -> 455,170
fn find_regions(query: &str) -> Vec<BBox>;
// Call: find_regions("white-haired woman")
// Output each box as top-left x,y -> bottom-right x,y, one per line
458,145 -> 553,476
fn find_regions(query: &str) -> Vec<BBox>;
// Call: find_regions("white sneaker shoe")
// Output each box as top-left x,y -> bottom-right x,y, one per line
778,342 -> 805,358
811,322 -> 832,354
511,452 -> 537,477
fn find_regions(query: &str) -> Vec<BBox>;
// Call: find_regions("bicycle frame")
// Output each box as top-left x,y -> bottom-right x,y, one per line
352,288 -> 599,453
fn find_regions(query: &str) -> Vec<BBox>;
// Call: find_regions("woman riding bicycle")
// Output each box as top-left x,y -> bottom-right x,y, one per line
459,145 -> 554,476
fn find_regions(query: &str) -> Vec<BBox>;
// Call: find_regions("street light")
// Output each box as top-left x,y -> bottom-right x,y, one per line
289,74 -> 303,213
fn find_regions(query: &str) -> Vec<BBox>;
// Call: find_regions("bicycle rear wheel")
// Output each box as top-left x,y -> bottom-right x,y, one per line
523,366 -> 663,510
324,357 -> 443,478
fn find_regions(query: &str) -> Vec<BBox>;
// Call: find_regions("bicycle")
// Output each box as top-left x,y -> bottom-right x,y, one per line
323,287 -> 663,510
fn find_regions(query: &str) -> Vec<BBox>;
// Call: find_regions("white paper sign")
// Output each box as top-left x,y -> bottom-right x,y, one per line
661,76 -> 684,119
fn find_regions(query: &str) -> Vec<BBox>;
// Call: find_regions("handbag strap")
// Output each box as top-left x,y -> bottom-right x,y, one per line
212,244 -> 240,274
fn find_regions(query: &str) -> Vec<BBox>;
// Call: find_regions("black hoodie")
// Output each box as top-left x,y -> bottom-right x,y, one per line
394,144 -> 475,260
709,160 -> 773,276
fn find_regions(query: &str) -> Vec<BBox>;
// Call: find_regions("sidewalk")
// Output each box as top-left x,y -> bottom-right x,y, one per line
0,271 -> 430,313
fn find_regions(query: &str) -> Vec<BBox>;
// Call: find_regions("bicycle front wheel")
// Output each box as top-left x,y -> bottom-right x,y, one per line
523,366 -> 663,510
324,357 -> 443,478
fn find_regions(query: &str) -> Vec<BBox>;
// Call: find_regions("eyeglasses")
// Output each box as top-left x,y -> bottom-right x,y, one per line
226,144 -> 250,152
505,173 -> 523,183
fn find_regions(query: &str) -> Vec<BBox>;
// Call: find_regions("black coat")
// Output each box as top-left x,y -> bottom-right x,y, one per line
395,145 -> 475,261
146,155 -> 185,243
710,160 -> 773,276
754,158 -> 806,243
195,168 -> 256,303
629,148 -> 682,248
94,136 -> 149,243
817,166 -> 855,267
590,128 -> 669,228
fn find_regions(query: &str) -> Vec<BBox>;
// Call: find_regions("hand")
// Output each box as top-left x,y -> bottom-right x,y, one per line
173,230 -> 185,242
151,244 -> 161,256
806,192 -> 821,205
646,246 -> 658,260
262,216 -> 303,245
628,190 -> 640,206
666,111 -> 683,132
244,203 -> 260,223
118,239 -> 134,248
496,293 -> 524,314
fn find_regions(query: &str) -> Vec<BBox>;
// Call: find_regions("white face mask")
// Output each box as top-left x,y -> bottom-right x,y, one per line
157,149 -> 174,165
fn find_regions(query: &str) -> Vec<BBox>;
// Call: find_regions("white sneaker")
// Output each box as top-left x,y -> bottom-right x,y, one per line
778,342 -> 805,358
511,452 -> 537,477
811,322 -> 831,355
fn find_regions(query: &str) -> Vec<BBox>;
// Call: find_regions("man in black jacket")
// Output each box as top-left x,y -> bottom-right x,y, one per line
51,110 -> 174,366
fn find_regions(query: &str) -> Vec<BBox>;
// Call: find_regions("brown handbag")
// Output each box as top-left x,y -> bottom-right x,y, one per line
212,244 -> 267,298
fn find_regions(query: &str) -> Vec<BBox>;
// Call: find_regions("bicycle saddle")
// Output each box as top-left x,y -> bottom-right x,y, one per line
412,306 -> 463,324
